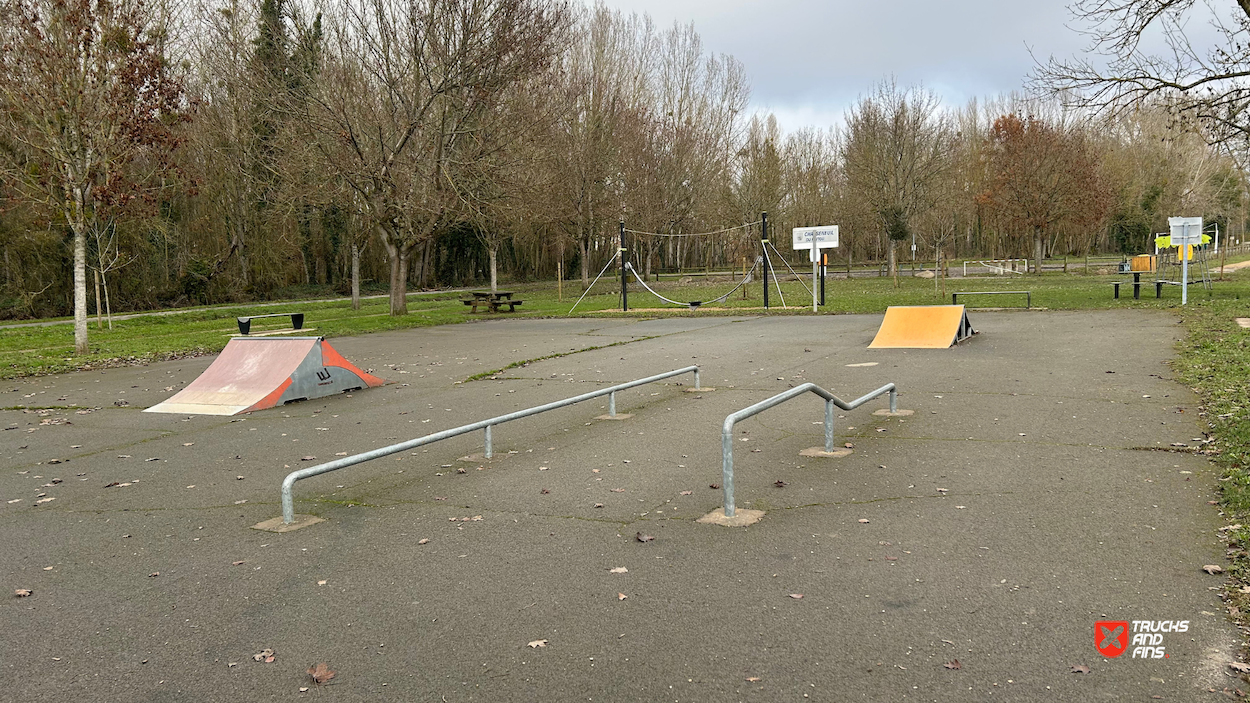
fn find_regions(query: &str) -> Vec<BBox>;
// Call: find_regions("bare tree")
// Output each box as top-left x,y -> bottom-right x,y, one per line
0,0 -> 184,352
299,0 -> 567,315
842,81 -> 952,284
1034,1 -> 1250,148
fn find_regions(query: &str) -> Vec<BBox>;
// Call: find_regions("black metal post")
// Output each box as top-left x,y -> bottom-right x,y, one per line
761,212 -> 769,310
819,255 -> 826,306
619,220 -> 628,312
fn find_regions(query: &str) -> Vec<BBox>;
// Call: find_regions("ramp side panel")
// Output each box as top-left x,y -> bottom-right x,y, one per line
320,341 -> 385,387
144,337 -> 319,415
869,305 -> 968,349
268,339 -> 386,410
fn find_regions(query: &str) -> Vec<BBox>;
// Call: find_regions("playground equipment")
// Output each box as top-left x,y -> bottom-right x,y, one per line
266,366 -> 706,530
1154,221 -> 1213,304
702,381 -> 905,526
868,305 -> 977,349
145,337 -> 383,416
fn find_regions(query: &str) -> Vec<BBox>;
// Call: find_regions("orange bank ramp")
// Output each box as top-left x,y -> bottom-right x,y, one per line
868,305 -> 977,349
144,337 -> 384,416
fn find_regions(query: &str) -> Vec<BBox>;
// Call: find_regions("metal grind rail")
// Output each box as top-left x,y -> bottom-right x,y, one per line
720,382 -> 897,517
279,366 -> 703,524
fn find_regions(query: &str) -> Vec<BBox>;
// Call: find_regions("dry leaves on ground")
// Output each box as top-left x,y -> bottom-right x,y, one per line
746,676 -> 761,682
679,490 -> 692,496
858,519 -> 870,524
527,639 -> 548,649
774,480 -> 787,488
635,533 -> 654,543
307,662 -> 335,683
609,567 -> 628,574
788,593 -> 803,599
617,593 -> 627,600
253,649 -> 275,663
1204,564 -> 1226,575
1070,664 -> 1090,674
14,589 -> 31,597
943,659 -> 961,670
1230,662 -> 1250,673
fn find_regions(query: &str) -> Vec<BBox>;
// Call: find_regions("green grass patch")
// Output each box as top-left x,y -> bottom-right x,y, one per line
3,260 -> 1250,380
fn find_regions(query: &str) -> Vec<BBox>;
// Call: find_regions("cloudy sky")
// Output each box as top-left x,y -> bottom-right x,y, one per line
594,0 -> 1215,131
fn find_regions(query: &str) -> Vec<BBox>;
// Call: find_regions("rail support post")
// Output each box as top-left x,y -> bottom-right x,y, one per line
824,400 -> 835,453
484,425 -> 493,459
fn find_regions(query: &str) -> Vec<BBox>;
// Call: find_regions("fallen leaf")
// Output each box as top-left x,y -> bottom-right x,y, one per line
307,662 -> 335,683
299,687 -> 308,693
540,488 -> 550,494
14,589 -> 31,597
617,593 -> 627,600
232,560 -> 245,566
182,443 -> 194,447
527,639 -> 548,649
788,593 -> 803,599
635,532 -> 654,543
858,519 -> 870,524
1231,662 -> 1250,673
1204,564 -> 1226,575
301,456 -> 316,462
609,567 -> 628,574
774,480 -> 787,487
593,503 -> 604,508
317,580 -> 327,586
679,490 -> 692,496
746,676 -> 761,682
943,659 -> 961,670
709,483 -> 720,489
844,443 -> 854,449
335,452 -> 348,456
148,572 -> 159,578
418,538 -> 430,545
253,648 -> 275,663
1070,664 -> 1090,674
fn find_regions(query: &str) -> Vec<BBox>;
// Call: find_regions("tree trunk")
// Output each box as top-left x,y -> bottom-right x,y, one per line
389,249 -> 409,315
1033,226 -> 1044,274
888,240 -> 898,287
489,247 -> 498,293
94,269 -> 102,329
72,211 -> 88,355
580,234 -> 590,288
350,241 -> 361,310
102,271 -> 113,330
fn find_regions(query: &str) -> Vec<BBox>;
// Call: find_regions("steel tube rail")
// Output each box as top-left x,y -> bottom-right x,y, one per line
280,366 -> 701,524
721,382 -> 896,517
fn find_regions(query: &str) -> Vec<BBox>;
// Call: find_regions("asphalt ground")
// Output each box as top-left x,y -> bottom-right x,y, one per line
0,311 -> 1239,702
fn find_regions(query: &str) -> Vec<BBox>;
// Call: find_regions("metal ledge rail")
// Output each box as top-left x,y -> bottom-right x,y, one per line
721,382 -> 897,518
280,366 -> 702,524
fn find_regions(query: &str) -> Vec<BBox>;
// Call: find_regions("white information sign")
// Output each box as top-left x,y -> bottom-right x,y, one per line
1167,216 -> 1202,306
1168,217 -> 1203,246
792,226 -> 839,263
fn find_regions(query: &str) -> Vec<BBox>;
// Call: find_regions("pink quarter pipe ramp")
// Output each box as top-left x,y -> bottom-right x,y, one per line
144,337 -> 384,416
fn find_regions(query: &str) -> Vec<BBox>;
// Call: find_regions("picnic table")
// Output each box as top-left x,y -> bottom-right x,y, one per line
462,290 -> 524,314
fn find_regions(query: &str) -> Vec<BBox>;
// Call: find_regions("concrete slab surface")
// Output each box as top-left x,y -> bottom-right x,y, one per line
1,311 -> 1240,701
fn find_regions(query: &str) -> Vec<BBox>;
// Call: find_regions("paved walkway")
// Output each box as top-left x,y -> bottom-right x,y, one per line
1,312 -> 1239,701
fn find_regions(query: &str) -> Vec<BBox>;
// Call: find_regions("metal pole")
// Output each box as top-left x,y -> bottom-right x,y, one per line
694,368 -> 702,391
812,233 -> 819,312
761,212 -> 769,310
819,255 -> 826,306
484,425 -> 493,459
608,391 -> 616,418
824,400 -> 834,452
619,220 -> 628,312
722,425 -> 735,517
1182,222 -> 1190,306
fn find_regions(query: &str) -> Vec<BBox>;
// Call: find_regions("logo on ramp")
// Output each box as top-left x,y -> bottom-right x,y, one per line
1094,620 -> 1129,658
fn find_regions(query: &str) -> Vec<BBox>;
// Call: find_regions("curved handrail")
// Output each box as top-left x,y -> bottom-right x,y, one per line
721,382 -> 897,517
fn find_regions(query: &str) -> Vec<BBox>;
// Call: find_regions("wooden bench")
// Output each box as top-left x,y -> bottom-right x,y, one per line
237,312 -> 304,335
462,298 -> 524,313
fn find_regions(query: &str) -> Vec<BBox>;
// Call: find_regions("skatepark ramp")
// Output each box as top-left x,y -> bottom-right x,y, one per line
144,337 -> 384,416
868,305 -> 977,349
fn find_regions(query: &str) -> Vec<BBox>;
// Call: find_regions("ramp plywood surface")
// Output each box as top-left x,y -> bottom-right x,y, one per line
869,305 -> 976,349
145,337 -> 383,415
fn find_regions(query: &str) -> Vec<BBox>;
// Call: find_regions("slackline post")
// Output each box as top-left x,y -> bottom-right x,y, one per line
761,212 -> 769,310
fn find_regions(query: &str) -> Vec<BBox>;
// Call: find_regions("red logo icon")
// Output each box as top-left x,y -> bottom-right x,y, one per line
1095,620 -> 1129,657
